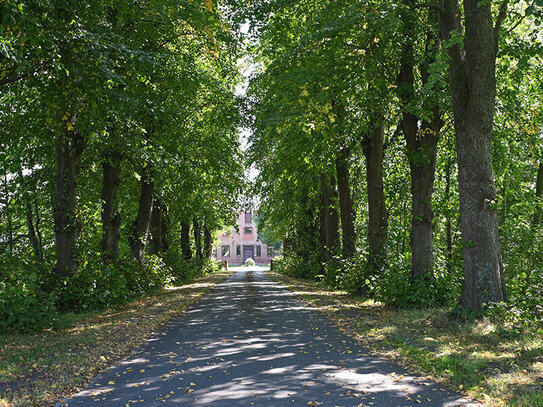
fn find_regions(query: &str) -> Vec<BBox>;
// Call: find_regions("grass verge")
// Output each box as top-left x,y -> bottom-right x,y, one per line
0,269 -> 233,407
269,271 -> 543,407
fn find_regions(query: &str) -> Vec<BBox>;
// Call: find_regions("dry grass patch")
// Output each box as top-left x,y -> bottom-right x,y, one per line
0,270 -> 233,407
269,271 -> 543,407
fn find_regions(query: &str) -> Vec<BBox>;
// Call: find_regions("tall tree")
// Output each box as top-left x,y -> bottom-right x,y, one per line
440,0 -> 507,311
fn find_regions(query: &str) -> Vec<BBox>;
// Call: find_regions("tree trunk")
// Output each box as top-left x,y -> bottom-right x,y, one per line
180,221 -> 192,261
203,224 -> 213,258
35,202 -> 43,253
161,205 -> 170,252
129,177 -> 154,262
2,170 -> 13,254
320,173 -> 340,259
193,219 -> 203,258
336,147 -> 356,258
445,154 -> 453,274
397,4 -> 442,278
101,151 -> 122,261
362,117 -> 388,270
149,199 -> 163,255
533,162 -> 543,226
54,129 -> 85,277
440,0 -> 506,311
319,187 -> 328,264
407,121 -> 440,277
18,169 -> 42,259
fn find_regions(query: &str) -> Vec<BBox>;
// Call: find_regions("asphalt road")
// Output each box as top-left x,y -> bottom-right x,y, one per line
56,269 -> 478,407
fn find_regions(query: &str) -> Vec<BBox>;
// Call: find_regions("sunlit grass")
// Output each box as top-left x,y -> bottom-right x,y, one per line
270,271 -> 543,407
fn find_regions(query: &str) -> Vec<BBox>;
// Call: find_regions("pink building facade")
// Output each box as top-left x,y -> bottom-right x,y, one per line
215,212 -> 279,265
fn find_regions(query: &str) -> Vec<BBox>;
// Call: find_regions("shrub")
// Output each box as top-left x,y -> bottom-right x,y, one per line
373,265 -> 454,308
245,257 -> 255,266
273,254 -> 320,280
164,248 -> 218,285
0,260 -> 59,333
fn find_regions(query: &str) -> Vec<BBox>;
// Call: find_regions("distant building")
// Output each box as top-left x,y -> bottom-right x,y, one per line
215,211 -> 279,265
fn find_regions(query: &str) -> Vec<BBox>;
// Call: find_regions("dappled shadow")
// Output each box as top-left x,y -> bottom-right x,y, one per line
57,270 -> 478,406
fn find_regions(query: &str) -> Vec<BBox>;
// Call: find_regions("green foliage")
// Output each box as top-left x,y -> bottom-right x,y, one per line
0,257 -> 59,333
373,268 -> 454,309
244,257 -> 255,266
54,256 -> 167,312
165,247 -> 219,285
272,255 -> 320,280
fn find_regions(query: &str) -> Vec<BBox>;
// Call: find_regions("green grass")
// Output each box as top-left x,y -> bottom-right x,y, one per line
270,271 -> 543,407
0,269 -> 233,407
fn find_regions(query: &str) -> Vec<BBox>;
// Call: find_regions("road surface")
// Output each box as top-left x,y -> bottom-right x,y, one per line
56,269 -> 478,407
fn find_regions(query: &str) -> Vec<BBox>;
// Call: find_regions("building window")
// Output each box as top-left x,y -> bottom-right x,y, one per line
245,212 -> 252,223
236,245 -> 241,257
244,227 -> 253,234
256,245 -> 261,257
221,245 -> 230,257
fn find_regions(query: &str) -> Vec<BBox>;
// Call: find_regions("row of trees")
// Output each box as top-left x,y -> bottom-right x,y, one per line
247,0 -> 543,314
0,0 -> 244,328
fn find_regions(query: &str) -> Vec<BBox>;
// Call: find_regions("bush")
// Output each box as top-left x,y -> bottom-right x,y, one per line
0,261 -> 59,333
53,256 -> 169,312
373,264 -> 454,308
164,248 -> 218,285
336,255 -> 372,294
273,254 -> 320,280
245,257 -> 255,266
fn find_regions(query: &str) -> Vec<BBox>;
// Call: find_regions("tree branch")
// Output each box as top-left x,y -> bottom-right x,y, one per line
415,2 -> 446,13
494,0 -> 508,52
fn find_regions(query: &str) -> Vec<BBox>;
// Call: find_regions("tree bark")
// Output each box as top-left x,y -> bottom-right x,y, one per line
336,147 -> 356,258
362,117 -> 388,270
193,219 -> 203,259
149,199 -> 163,255
533,162 -> 543,226
101,151 -> 122,261
445,154 -> 453,274
161,205 -> 170,252
320,173 -> 340,259
203,224 -> 213,258
319,186 -> 328,264
129,177 -> 154,262
18,169 -> 42,259
54,129 -> 86,277
2,171 -> 13,254
397,6 -> 442,277
180,221 -> 192,261
440,0 -> 506,311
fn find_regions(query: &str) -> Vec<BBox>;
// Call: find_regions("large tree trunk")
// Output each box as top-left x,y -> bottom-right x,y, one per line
407,120 -> 440,277
149,199 -> 163,255
193,219 -> 203,259
336,147 -> 356,258
398,6 -> 442,277
54,129 -> 85,277
440,0 -> 506,311
362,118 -> 388,270
533,162 -> 543,226
101,151 -> 122,261
203,224 -> 213,258
180,221 -> 192,261
129,177 -> 154,262
320,173 -> 340,260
